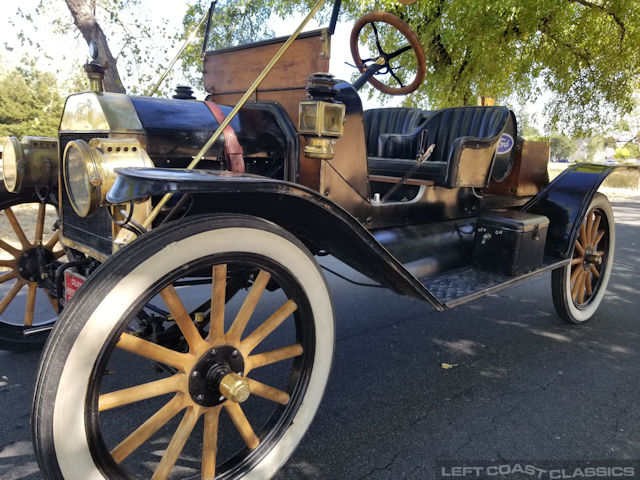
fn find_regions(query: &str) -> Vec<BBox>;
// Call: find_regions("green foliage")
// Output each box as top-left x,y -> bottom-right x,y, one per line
584,135 -> 605,162
0,63 -> 64,138
8,0 -> 180,95
550,133 -> 576,160
614,142 -> 640,160
182,0 -> 640,135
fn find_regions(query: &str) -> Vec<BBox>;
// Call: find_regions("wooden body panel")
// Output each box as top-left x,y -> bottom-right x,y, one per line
203,30 -> 330,188
486,141 -> 550,196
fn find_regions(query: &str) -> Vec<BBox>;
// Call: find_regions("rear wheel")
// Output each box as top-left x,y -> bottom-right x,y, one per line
33,215 -> 334,480
0,186 -> 64,350
552,193 -> 614,323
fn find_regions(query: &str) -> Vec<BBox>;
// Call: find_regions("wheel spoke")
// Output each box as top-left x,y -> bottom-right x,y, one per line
226,270 -> 271,343
24,282 -> 37,327
585,212 -> 593,247
590,264 -> 600,278
574,240 -> 585,256
224,402 -> 259,450
593,230 -> 605,247
207,264 -> 227,344
0,280 -> 26,314
571,258 -> 583,265
577,273 -> 586,304
111,394 -> 185,464
152,406 -> 202,480
116,332 -> 191,371
570,265 -> 582,284
0,239 -> 21,258
390,69 -> 405,88
579,222 -> 587,248
585,272 -> 593,296
4,207 -> 31,249
571,270 -> 584,303
202,406 -> 222,480
241,300 -> 297,354
99,374 -> 184,411
247,343 -> 303,372
246,378 -> 290,405
160,286 -> 205,353
387,44 -> 412,60
0,270 -> 17,284
34,203 -> 46,245
53,249 -> 66,260
45,230 -> 60,250
590,214 -> 601,244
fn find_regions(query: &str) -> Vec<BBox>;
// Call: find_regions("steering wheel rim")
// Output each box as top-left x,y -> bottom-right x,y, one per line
350,11 -> 426,95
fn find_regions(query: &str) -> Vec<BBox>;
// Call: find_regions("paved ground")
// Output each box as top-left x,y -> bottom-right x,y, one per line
0,200 -> 638,479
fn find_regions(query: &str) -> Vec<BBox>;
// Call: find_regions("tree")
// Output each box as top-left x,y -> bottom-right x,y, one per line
9,0 -> 178,95
0,63 -> 64,138
550,133 -> 576,160
182,0 -> 640,135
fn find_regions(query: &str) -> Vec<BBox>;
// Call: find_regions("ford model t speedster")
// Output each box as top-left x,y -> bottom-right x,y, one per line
0,0 -> 620,478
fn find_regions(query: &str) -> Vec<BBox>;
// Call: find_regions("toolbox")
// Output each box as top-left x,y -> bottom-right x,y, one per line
472,210 -> 550,276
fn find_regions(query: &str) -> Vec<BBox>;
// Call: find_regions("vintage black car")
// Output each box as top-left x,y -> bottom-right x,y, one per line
0,1 -> 620,478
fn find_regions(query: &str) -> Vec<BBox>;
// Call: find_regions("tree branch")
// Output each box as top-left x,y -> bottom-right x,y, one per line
569,0 -> 626,42
64,0 -> 126,93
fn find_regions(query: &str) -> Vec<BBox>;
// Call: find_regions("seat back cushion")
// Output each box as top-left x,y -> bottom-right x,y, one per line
363,108 -> 424,156
426,106 -> 509,163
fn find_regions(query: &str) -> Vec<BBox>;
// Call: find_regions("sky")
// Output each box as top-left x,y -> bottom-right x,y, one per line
0,0 -> 546,128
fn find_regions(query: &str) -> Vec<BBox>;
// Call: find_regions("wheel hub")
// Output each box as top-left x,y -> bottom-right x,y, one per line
189,345 -> 247,406
17,246 -> 54,282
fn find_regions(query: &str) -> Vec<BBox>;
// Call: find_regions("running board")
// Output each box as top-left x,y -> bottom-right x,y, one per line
420,257 -> 568,308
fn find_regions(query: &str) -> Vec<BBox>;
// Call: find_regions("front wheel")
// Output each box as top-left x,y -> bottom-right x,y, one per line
552,193 -> 615,323
33,214 -> 334,480
0,186 -> 65,350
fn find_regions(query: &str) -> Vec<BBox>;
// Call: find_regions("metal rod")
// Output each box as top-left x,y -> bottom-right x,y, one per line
141,0 -> 327,229
147,5 -> 213,97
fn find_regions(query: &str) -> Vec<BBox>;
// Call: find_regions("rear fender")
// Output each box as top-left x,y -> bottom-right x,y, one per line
108,168 -> 445,310
522,163 -> 621,258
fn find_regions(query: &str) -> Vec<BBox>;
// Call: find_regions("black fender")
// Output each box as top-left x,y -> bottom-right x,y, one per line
522,163 -> 621,258
108,168 -> 445,310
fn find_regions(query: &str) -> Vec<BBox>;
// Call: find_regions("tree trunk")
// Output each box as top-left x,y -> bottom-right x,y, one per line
64,0 -> 126,93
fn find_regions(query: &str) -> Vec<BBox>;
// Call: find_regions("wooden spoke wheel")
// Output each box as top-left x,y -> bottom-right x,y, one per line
552,193 -> 615,324
33,215 -> 334,480
350,11 -> 426,95
0,186 -> 64,350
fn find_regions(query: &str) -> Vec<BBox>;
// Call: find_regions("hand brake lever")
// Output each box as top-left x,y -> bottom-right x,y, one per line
380,142 -> 435,203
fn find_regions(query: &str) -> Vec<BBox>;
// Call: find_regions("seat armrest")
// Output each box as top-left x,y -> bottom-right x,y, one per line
443,135 -> 501,188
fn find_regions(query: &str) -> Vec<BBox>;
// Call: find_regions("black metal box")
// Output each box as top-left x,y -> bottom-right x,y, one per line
472,210 -> 549,276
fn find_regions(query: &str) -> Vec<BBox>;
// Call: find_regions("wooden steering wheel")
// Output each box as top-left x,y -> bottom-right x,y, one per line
350,11 -> 426,95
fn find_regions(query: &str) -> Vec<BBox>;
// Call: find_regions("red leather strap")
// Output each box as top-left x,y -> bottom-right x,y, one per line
204,101 -> 245,173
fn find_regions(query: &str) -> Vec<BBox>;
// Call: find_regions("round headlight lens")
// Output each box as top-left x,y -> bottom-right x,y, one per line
2,137 -> 21,192
63,141 -> 97,217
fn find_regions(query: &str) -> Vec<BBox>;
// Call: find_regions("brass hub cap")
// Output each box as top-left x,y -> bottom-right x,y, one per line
188,345 -> 246,406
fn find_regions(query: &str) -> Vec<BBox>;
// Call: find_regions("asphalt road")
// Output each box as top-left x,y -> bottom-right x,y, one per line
1,200 -> 639,480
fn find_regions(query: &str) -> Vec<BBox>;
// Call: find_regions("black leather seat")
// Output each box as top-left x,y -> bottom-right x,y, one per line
367,106 -> 511,188
363,108 -> 430,159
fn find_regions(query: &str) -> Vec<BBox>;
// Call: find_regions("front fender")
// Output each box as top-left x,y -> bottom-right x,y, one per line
108,168 -> 445,310
522,163 -> 622,258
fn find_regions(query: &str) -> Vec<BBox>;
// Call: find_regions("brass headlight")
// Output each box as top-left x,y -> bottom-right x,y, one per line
63,138 -> 153,217
2,136 -> 58,193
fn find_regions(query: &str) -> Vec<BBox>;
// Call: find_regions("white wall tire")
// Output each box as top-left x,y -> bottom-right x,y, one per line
551,193 -> 615,324
33,214 -> 334,479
